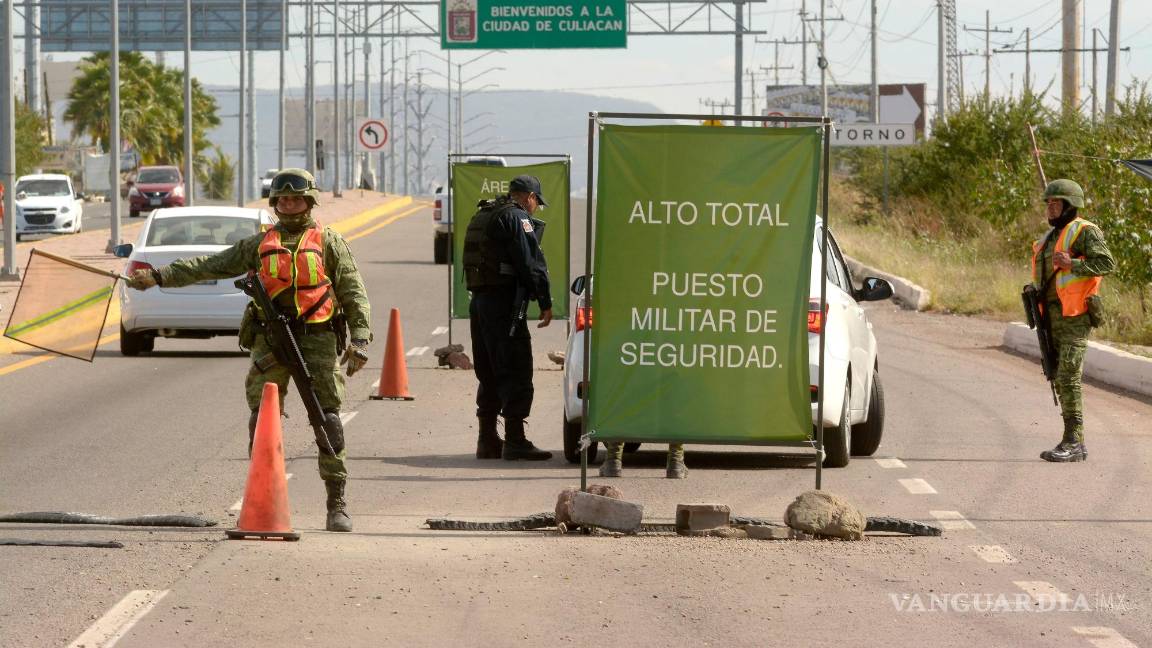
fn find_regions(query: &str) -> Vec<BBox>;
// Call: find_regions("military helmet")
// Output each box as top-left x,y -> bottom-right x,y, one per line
1043,178 -> 1085,209
268,168 -> 321,208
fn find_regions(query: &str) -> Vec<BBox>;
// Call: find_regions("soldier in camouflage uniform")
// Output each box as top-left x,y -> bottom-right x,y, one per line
599,442 -> 688,479
1031,179 -> 1114,463
127,168 -> 371,530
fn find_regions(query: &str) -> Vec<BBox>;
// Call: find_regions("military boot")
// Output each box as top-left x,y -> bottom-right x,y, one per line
324,480 -> 353,532
502,419 -> 552,461
476,415 -> 503,459
1040,442 -> 1087,462
598,442 -> 624,477
666,443 -> 688,479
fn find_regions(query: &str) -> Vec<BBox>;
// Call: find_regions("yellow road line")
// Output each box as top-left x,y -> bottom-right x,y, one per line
344,203 -> 428,242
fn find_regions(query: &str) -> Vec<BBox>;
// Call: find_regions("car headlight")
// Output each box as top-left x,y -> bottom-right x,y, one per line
60,206 -> 70,214
129,187 -> 140,197
172,185 -> 185,197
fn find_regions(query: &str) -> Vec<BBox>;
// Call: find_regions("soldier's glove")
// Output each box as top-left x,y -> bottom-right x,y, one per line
126,268 -> 160,291
341,339 -> 370,377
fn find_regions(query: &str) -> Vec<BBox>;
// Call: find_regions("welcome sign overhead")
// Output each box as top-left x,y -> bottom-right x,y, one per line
441,0 -> 627,49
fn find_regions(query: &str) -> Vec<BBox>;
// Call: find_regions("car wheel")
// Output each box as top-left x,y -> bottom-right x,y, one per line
851,373 -> 885,456
433,231 -> 450,265
129,209 -> 139,218
563,414 -> 598,464
822,383 -> 851,468
623,442 -> 641,453
120,323 -> 149,356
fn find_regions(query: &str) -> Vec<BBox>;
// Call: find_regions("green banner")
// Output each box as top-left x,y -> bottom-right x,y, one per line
441,0 -> 627,49
451,161 -> 570,320
588,124 -> 822,444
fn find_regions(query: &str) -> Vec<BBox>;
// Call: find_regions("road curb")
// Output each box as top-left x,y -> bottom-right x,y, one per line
844,256 -> 930,311
1002,322 -> 1152,398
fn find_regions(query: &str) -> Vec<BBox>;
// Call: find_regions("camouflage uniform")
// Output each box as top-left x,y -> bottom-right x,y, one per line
1033,218 -> 1114,445
158,223 -> 371,482
600,442 -> 688,479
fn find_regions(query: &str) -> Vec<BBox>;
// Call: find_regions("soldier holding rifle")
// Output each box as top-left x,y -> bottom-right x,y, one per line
126,169 -> 370,531
1026,179 -> 1114,463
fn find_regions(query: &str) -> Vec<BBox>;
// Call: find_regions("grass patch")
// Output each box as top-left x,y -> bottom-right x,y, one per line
829,180 -> 1152,356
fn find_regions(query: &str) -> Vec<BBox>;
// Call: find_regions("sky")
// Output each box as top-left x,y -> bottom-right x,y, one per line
23,0 -> 1152,118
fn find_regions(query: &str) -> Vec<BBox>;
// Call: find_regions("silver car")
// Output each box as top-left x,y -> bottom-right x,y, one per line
115,206 -> 274,356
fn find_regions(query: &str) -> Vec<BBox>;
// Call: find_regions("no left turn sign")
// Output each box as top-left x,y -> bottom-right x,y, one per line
357,119 -> 388,151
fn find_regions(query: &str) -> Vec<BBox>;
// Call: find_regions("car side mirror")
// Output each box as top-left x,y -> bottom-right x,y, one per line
434,186 -> 443,194
855,277 -> 893,302
570,275 -> 587,296
113,243 -> 134,258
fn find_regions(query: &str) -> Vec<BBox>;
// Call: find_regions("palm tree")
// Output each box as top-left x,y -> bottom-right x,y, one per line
64,52 -> 221,169
197,146 -> 235,200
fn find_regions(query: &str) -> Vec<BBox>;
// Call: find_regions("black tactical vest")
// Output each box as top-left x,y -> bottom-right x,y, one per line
462,197 -> 517,290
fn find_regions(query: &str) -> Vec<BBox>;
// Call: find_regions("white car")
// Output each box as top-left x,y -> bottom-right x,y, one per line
12,173 -> 84,241
260,169 -> 279,199
115,206 -> 275,356
562,218 -> 892,467
433,156 -> 507,264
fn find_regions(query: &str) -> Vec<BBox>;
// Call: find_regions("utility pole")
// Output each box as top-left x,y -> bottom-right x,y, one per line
183,0 -> 194,204
1061,0 -> 1082,115
247,48 -> 256,201
278,0 -> 286,171
870,0 -> 877,122
700,98 -> 733,115
1104,0 -> 1120,117
997,40 -> 1128,109
746,69 -> 758,116
306,0 -> 315,172
734,0 -> 744,113
238,0 -> 247,207
408,71 -> 433,193
333,0 -> 341,197
755,39 -> 796,87
937,0 -> 946,121
819,0 -> 827,116
799,0 -> 808,85
2,0 -> 18,278
963,10 -> 1011,105
1024,27 -> 1031,93
1091,28 -> 1098,123
24,1 -> 39,112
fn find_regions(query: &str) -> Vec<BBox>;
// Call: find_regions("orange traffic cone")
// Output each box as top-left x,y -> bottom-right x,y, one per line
370,307 -> 415,401
226,382 -> 300,541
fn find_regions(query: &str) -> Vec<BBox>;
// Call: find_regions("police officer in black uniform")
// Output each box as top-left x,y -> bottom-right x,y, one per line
463,174 -> 554,461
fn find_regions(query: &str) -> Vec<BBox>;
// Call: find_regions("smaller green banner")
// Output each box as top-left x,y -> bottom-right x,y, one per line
451,161 -> 570,320
441,0 -> 627,49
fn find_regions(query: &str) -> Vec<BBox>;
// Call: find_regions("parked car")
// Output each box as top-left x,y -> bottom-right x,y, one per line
561,218 -> 892,467
260,168 -> 280,199
128,165 -> 185,218
433,155 -> 507,264
114,206 -> 275,356
11,173 -> 84,241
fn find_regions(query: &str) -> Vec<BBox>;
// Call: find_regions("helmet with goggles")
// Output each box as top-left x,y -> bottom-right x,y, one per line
268,168 -> 321,208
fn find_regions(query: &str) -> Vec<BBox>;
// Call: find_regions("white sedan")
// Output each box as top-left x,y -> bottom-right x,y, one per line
562,218 -> 891,467
115,206 -> 274,356
12,173 -> 84,241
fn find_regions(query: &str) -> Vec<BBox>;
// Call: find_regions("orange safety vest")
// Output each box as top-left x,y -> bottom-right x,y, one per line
1031,218 -> 1101,317
258,226 -> 334,323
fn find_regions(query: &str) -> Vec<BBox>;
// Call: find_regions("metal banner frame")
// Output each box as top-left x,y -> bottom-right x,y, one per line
579,111 -> 832,491
445,152 -> 572,346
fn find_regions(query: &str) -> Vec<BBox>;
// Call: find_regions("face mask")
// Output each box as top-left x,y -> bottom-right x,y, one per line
276,209 -> 313,232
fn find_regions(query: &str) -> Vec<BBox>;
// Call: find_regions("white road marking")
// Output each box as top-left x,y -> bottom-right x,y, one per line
431,326 -> 448,336
1071,627 -> 1140,648
1013,581 -> 1070,604
230,473 -> 293,512
340,411 -> 358,425
930,510 -> 976,530
406,346 -> 429,357
874,457 -> 906,469
970,545 -> 1018,563
898,478 -> 937,494
67,589 -> 170,648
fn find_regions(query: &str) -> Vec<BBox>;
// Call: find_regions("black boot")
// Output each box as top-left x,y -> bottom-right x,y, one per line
599,442 -> 623,477
325,480 -> 353,532
1040,442 -> 1087,462
476,415 -> 503,459
666,444 -> 688,479
1040,416 -> 1087,462
502,419 -> 552,461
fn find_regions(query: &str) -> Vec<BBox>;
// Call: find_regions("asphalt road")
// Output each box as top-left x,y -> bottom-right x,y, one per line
1,200 -> 1149,647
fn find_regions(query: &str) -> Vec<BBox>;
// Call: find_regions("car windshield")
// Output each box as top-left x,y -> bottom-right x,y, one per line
137,169 -> 180,184
16,179 -> 71,197
146,215 -> 259,247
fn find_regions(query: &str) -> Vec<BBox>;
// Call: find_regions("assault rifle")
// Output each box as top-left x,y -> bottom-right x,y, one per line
235,276 -> 338,453
1021,284 -> 1060,406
